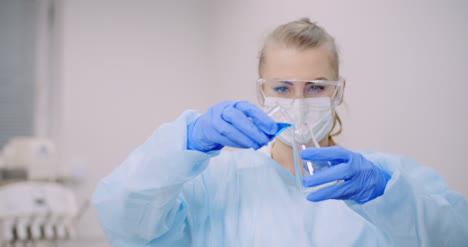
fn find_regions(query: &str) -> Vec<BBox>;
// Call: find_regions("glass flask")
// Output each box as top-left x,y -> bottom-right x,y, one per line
292,122 -> 340,194
264,102 -> 339,194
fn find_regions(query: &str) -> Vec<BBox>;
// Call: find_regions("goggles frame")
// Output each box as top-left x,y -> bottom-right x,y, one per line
256,77 -> 345,108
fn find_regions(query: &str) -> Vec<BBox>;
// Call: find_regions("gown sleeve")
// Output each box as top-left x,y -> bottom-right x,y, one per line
91,110 -> 219,247
347,152 -> 468,246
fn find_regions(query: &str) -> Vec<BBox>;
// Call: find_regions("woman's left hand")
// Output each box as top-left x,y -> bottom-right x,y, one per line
300,146 -> 391,204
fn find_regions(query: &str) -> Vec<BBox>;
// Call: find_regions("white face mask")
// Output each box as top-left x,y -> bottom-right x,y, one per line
263,97 -> 333,146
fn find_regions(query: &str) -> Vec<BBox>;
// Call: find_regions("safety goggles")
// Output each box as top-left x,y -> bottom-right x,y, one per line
257,77 -> 344,108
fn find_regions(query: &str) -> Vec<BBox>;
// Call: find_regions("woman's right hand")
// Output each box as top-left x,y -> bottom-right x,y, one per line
187,101 -> 279,152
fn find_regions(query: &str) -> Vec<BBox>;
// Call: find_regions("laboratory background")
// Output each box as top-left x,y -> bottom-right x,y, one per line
0,0 -> 467,246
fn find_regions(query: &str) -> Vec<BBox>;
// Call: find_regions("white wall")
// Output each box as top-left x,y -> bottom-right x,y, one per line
60,0 -> 212,245
60,0 -> 468,245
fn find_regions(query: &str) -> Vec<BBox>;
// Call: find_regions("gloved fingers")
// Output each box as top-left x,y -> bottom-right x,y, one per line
302,163 -> 353,187
214,135 -> 252,149
222,104 -> 271,147
234,101 -> 278,136
300,146 -> 351,163
211,112 -> 262,149
306,181 -> 356,202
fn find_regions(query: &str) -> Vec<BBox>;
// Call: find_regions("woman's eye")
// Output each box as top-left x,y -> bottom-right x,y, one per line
308,85 -> 325,92
273,86 -> 289,94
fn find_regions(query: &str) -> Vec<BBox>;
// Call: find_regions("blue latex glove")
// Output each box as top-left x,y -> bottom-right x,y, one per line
301,146 -> 391,204
187,101 -> 281,152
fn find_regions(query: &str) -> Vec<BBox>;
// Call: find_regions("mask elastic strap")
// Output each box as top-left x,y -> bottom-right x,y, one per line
309,110 -> 333,146
310,110 -> 332,130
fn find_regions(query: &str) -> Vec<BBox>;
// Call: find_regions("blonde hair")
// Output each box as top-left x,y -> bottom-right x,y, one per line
258,18 -> 342,146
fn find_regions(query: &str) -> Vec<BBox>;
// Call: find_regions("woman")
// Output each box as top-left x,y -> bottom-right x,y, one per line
92,18 -> 468,246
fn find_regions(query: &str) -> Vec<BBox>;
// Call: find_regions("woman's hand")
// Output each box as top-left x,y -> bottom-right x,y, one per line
301,146 -> 391,204
187,101 -> 279,152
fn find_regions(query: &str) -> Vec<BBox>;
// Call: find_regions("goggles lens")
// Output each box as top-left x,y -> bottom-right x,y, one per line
257,78 -> 344,107
260,80 -> 338,98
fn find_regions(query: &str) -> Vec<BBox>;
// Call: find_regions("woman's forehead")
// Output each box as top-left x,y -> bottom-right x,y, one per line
262,46 -> 336,80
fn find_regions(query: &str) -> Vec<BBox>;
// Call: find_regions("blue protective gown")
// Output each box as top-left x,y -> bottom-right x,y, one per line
92,111 -> 468,247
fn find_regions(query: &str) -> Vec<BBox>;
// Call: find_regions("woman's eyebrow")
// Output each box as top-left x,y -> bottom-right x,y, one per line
313,77 -> 329,81
278,81 -> 294,85
304,77 -> 330,85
